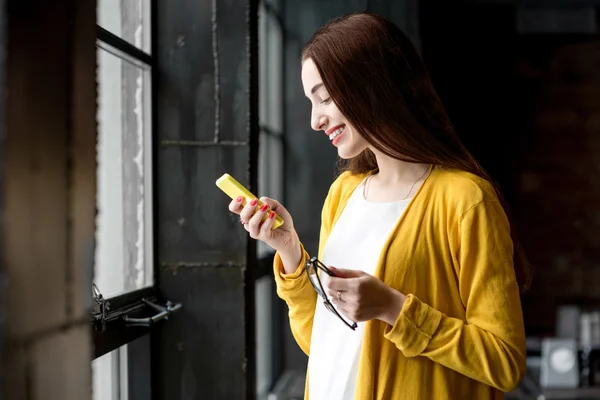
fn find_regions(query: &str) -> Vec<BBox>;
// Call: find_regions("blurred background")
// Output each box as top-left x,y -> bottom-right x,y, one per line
2,0 -> 600,399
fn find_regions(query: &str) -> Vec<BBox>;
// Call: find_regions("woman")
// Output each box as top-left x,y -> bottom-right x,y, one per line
229,12 -> 529,400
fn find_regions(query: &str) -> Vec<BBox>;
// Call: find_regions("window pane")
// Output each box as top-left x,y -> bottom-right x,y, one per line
93,345 -> 128,400
257,2 -> 285,398
98,0 -> 151,54
95,47 -> 153,299
257,0 -> 284,261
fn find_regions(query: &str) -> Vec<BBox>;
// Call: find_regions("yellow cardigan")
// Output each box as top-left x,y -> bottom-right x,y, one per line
273,166 -> 526,400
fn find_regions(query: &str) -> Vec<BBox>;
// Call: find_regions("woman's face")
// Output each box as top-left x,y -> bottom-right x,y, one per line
301,58 -> 369,159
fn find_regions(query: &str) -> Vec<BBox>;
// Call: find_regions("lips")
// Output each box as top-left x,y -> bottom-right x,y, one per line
331,129 -> 345,145
325,124 -> 345,136
326,124 -> 345,144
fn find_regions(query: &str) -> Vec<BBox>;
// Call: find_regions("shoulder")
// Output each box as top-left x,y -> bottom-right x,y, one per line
426,168 -> 511,242
323,170 -> 369,208
429,167 -> 501,214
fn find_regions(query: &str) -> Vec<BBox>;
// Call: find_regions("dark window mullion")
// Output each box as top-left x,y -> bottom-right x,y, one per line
97,25 -> 155,67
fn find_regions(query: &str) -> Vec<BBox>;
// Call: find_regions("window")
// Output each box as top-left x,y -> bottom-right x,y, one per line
258,0 -> 285,234
93,1 -> 156,399
256,0 -> 285,398
93,346 -> 129,400
95,0 -> 154,300
98,0 -> 151,53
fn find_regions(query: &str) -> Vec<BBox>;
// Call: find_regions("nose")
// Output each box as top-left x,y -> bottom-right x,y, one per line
311,110 -> 328,132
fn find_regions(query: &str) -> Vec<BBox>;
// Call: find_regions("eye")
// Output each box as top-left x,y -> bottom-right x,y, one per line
320,98 -> 331,105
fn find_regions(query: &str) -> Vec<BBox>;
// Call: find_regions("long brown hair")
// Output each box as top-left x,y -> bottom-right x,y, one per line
302,12 -> 532,293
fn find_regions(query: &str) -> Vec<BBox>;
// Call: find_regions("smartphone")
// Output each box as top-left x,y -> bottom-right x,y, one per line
215,173 -> 284,229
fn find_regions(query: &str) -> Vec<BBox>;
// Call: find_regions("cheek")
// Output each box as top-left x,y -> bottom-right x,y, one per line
348,127 -> 365,145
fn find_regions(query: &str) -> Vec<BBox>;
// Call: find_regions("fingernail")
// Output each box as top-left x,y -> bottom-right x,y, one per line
236,196 -> 243,202
250,199 -> 258,206
269,211 -> 276,219
260,204 -> 269,212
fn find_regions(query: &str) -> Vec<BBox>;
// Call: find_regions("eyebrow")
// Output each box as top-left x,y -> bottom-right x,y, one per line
310,82 -> 324,95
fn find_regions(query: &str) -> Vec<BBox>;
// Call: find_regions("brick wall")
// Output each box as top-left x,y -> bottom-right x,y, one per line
1,1 -> 96,399
512,37 -> 600,334
420,3 -> 600,335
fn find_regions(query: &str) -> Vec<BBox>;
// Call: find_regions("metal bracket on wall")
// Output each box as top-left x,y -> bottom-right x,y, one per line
91,284 -> 182,331
92,283 -> 109,332
124,299 -> 182,327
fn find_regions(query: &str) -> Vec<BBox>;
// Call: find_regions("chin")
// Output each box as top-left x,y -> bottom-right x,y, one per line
338,150 -> 360,160
337,147 -> 362,159
335,132 -> 368,159
336,147 -> 351,159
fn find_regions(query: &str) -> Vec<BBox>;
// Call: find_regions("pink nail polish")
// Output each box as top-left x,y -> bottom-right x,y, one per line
236,196 -> 243,202
269,211 -> 276,219
250,199 -> 258,206
260,204 -> 269,212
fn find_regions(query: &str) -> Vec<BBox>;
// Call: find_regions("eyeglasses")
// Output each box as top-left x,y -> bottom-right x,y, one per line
305,256 -> 357,330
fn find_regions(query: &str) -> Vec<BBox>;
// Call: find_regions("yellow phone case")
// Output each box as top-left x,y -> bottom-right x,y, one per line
215,173 -> 284,229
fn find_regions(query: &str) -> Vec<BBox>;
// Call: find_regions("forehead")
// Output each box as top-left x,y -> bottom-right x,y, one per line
301,58 -> 323,96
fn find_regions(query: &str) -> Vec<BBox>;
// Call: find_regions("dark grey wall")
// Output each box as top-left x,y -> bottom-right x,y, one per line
283,0 -> 368,257
281,0 -> 420,372
153,0 -> 258,399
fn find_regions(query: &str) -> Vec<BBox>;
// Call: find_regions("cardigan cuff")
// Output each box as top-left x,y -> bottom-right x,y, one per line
384,294 -> 442,357
273,243 -> 311,292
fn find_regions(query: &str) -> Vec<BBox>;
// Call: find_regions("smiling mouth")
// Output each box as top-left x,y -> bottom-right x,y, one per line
328,126 -> 345,141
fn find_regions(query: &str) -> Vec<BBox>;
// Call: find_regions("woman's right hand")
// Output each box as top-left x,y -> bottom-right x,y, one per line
228,196 -> 301,260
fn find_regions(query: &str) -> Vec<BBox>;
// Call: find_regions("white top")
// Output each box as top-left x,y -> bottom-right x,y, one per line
308,179 -> 411,400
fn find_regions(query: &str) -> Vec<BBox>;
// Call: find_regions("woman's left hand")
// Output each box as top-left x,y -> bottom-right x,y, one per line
325,267 -> 407,326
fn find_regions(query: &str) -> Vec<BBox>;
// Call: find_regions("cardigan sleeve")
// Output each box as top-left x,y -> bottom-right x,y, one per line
383,199 -> 527,392
272,243 -> 315,355
272,172 -> 349,355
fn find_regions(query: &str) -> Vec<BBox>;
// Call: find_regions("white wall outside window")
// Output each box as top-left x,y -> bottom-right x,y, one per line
256,1 -> 285,398
93,1 -> 152,399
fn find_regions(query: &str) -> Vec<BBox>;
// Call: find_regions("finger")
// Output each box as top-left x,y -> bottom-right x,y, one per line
331,302 -> 353,320
259,211 -> 277,236
239,198 -> 259,224
259,197 -> 278,210
326,276 -> 355,292
329,266 -> 365,279
327,289 -> 345,301
260,197 -> 292,221
330,298 -> 347,309
320,272 -> 332,289
328,289 -> 359,305
330,299 -> 359,320
228,196 -> 245,214
248,202 -> 270,237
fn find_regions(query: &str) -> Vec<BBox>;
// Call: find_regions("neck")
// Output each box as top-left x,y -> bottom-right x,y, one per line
371,148 -> 430,184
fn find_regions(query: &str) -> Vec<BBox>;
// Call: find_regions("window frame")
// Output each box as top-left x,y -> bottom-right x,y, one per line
255,1 -> 288,398
92,0 -> 165,361
255,0 -> 286,281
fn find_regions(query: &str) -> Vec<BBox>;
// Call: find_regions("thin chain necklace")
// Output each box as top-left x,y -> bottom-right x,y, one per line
363,165 -> 431,201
